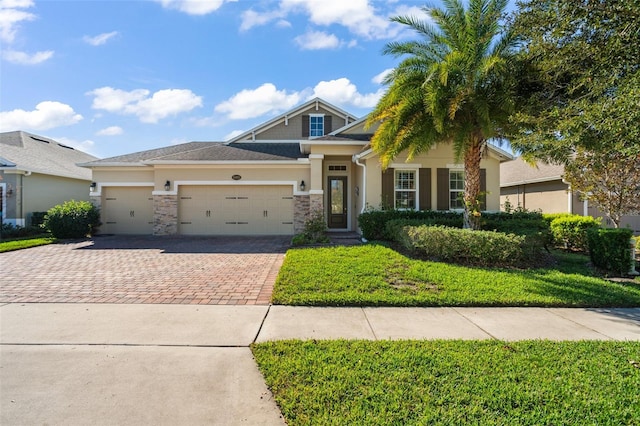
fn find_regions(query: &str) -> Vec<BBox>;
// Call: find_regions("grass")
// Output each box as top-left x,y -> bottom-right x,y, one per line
252,339 -> 640,426
272,244 -> 640,307
0,236 -> 56,252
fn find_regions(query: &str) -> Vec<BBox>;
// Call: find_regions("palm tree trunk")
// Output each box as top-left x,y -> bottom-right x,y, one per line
463,140 -> 483,230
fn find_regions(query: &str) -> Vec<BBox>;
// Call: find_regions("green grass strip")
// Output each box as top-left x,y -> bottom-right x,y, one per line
253,340 -> 640,425
0,237 -> 56,253
273,245 -> 640,307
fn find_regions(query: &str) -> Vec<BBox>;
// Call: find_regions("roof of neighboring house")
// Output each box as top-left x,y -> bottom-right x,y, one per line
0,131 -> 98,180
500,156 -> 565,187
80,142 -> 306,167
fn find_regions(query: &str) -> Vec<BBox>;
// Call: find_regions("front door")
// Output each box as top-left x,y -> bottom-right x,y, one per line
328,176 -> 347,229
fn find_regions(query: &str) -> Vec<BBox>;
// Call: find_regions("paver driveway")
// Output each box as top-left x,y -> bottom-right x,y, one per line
0,236 -> 289,305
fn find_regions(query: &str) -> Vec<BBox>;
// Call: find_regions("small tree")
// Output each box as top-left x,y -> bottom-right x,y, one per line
564,145 -> 640,228
43,200 -> 100,239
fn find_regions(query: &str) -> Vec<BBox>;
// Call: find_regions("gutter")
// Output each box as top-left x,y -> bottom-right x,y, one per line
352,151 -> 368,215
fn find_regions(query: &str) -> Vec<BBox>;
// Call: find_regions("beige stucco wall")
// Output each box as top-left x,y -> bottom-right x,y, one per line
364,143 -> 502,211
92,168 -> 155,184
22,173 -> 91,224
500,180 -> 569,213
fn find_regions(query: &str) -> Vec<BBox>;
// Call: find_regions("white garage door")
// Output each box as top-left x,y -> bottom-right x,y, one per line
101,187 -> 154,234
178,186 -> 294,235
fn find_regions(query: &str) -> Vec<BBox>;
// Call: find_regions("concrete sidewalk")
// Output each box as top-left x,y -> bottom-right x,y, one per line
2,303 -> 639,425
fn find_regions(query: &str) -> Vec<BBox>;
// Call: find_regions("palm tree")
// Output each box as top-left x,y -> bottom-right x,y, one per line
367,0 -> 516,229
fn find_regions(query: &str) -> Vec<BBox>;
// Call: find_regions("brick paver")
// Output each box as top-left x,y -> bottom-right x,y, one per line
0,236 -> 289,305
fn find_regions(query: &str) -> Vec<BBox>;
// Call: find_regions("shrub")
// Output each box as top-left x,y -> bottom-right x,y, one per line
550,215 -> 601,251
587,228 -> 634,276
29,211 -> 47,227
292,209 -> 330,246
359,210 -> 463,240
43,200 -> 100,239
0,223 -> 44,239
397,225 -> 533,267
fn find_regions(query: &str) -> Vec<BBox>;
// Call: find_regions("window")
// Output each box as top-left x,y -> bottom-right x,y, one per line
309,115 -> 324,137
328,165 -> 347,171
395,170 -> 416,210
449,170 -> 465,210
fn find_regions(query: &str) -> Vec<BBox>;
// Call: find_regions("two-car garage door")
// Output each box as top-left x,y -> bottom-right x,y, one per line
178,186 -> 294,235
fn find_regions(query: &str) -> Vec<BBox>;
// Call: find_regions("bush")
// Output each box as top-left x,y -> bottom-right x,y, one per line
29,211 -> 47,227
292,209 -> 330,246
359,210 -> 463,240
587,228 -> 634,276
396,225 -> 534,268
43,200 -> 100,239
550,215 -> 601,251
0,223 -> 44,239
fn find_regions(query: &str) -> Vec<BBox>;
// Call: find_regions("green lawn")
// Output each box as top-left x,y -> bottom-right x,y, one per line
252,340 -> 640,426
273,245 -> 640,307
0,236 -> 56,253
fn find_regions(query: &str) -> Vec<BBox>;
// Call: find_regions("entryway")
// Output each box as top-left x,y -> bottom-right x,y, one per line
327,176 -> 347,229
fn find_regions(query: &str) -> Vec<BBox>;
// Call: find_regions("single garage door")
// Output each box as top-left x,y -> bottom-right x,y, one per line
101,187 -> 154,234
179,185 -> 294,235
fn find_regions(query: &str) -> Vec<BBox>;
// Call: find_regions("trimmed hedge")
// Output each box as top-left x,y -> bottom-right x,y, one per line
587,228 -> 634,276
359,210 -> 462,241
396,225 -> 536,268
43,200 -> 100,239
549,215 -> 601,252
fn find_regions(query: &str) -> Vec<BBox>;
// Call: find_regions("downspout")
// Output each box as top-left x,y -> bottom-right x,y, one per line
352,153 -> 366,214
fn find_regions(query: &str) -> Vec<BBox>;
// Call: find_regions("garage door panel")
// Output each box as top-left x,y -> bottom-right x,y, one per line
102,187 -> 153,235
178,185 -> 293,235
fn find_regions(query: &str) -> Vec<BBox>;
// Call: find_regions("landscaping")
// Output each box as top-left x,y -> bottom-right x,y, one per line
272,244 -> 640,307
0,236 -> 56,253
252,339 -> 640,425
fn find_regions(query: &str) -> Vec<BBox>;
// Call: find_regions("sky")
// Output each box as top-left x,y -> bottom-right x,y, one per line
0,0 -> 514,159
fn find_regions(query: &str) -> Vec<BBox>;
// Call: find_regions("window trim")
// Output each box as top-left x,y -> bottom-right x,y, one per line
449,169 -> 465,211
394,169 -> 419,210
309,114 -> 324,138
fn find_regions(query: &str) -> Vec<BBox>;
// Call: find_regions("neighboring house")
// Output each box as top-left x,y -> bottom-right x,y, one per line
0,131 -> 98,227
500,157 -> 640,233
80,98 -> 512,236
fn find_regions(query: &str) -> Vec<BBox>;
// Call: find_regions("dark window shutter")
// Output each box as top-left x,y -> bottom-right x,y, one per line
324,116 -> 332,135
302,115 -> 309,137
437,168 -> 449,210
419,168 -> 431,211
480,168 -> 487,211
382,168 -> 394,209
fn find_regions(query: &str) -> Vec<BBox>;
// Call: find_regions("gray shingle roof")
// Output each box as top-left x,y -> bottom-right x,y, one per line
500,157 -> 565,187
81,141 -> 306,166
0,131 -> 98,180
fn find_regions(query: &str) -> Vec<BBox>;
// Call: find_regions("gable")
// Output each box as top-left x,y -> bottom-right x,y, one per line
228,98 -> 358,142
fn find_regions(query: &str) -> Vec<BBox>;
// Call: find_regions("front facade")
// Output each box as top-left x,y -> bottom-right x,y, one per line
82,98 -> 511,236
0,131 -> 97,227
500,157 -> 640,233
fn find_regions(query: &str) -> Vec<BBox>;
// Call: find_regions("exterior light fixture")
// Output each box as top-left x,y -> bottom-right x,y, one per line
164,180 -> 171,191
90,182 -> 97,192
300,180 -> 306,191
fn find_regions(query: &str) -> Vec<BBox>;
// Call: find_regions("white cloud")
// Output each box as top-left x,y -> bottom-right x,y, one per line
2,49 -> 53,64
214,83 -> 304,120
294,30 -> 340,50
88,87 -> 203,123
240,8 -> 285,32
96,126 -> 123,136
0,101 -> 83,132
83,31 -> 118,46
155,0 -> 233,15
310,78 -> 383,108
0,0 -> 35,43
372,68 -> 393,85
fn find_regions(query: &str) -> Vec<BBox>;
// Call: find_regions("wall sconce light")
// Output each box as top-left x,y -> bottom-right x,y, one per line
300,180 -> 306,191
164,180 -> 171,191
355,186 -> 360,196
90,182 -> 97,192
6,187 -> 13,197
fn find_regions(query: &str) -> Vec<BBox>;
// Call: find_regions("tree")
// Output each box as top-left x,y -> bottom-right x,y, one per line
367,0 -> 517,229
564,144 -> 640,228
508,0 -> 640,162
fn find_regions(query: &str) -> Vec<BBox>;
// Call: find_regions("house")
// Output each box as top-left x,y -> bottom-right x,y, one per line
500,156 -> 640,233
0,131 -> 98,227
80,98 -> 512,236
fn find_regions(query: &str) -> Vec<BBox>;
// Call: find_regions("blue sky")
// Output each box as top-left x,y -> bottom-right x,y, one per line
1,0 -> 514,159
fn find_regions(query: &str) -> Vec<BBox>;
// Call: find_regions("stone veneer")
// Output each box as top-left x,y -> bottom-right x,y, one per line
293,195 -> 310,234
153,194 -> 178,235
309,193 -> 324,215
